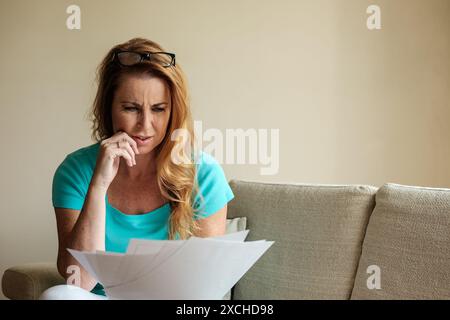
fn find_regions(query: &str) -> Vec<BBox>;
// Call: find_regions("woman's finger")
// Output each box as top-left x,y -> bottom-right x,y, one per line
112,144 -> 134,167
117,132 -> 140,156
118,140 -> 136,165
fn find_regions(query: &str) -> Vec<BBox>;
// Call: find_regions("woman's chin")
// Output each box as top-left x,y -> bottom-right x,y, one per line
137,145 -> 155,155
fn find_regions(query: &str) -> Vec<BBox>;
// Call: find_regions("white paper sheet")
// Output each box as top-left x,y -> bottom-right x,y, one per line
67,230 -> 273,300
118,230 -> 250,285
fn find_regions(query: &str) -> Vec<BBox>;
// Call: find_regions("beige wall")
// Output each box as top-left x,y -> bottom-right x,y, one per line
0,0 -> 449,299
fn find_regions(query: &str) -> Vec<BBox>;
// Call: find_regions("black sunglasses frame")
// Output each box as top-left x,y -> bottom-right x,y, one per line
113,50 -> 176,68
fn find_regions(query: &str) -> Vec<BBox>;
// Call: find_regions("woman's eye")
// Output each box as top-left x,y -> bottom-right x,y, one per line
124,106 -> 164,112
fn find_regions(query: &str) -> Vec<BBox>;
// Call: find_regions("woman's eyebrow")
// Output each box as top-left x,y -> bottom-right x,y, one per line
120,101 -> 168,107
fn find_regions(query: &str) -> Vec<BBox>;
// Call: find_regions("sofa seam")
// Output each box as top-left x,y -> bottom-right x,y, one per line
348,195 -> 378,299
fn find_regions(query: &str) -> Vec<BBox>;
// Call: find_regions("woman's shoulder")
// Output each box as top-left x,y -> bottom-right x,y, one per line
192,150 -> 234,218
194,150 -> 228,182
66,142 -> 100,161
194,150 -> 222,171
52,142 -> 100,209
57,142 -> 100,175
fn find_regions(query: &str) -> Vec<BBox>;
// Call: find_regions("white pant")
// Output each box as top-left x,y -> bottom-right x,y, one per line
39,285 -> 109,300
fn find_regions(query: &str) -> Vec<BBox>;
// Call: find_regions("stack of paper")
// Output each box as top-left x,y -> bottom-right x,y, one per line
67,230 -> 274,300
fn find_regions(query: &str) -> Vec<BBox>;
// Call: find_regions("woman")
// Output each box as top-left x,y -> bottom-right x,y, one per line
40,38 -> 234,299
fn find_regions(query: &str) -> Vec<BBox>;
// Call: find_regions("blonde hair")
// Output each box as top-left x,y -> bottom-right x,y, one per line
90,37 -> 201,239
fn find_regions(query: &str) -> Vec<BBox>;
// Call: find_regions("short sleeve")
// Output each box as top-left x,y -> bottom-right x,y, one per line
52,155 -> 89,210
193,152 -> 235,220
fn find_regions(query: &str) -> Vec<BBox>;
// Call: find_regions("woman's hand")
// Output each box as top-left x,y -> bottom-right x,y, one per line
91,131 -> 139,190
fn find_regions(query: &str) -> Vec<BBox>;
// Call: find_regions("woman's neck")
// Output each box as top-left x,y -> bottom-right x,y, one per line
118,151 -> 157,181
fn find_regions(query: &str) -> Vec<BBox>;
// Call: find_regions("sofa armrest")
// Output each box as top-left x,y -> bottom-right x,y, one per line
2,263 -> 65,300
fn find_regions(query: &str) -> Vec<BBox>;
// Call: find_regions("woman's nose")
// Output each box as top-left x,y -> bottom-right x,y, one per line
137,110 -> 154,128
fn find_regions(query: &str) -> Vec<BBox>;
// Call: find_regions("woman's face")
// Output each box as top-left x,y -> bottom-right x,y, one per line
111,74 -> 172,155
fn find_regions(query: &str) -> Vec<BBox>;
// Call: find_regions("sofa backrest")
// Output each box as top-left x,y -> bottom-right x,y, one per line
351,183 -> 450,299
227,180 -> 377,299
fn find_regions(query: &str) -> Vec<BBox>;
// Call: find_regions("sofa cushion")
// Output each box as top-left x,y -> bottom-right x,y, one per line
227,180 -> 377,299
351,183 -> 450,299
226,216 -> 247,235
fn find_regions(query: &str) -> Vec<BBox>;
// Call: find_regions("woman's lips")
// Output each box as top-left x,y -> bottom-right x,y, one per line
132,136 -> 152,146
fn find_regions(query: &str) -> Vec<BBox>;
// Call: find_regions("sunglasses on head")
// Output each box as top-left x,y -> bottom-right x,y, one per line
113,50 -> 176,68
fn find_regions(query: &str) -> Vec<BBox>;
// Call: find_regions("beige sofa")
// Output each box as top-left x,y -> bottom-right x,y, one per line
3,180 -> 450,299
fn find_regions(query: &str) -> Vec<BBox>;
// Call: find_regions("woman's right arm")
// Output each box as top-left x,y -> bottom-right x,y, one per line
55,132 -> 139,291
55,183 -> 107,291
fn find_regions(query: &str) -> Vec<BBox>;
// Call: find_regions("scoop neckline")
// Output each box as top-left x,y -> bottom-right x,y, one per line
105,194 -> 170,218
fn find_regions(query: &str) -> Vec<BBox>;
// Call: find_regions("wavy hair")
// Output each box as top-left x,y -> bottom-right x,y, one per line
89,37 -> 202,240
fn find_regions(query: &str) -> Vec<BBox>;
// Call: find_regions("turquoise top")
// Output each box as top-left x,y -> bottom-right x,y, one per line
52,142 -> 234,295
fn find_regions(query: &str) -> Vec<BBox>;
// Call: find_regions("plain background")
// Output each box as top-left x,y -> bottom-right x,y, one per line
0,0 -> 449,299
